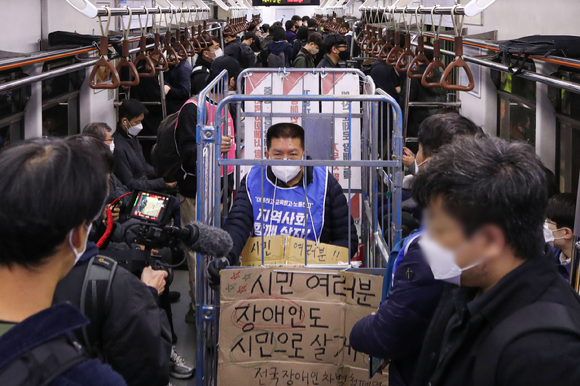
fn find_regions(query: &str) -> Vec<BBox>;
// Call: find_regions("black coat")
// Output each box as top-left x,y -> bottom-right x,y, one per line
225,38 -> 256,69
174,102 -> 198,198
412,246 -> 580,386
54,244 -> 172,386
164,60 -> 193,115
113,129 -> 166,192
316,54 -> 338,68
191,56 -> 212,96
370,60 -> 404,103
222,166 -> 359,265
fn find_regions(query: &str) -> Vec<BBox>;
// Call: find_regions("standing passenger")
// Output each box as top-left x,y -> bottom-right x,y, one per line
317,34 -> 349,68
293,33 -> 323,69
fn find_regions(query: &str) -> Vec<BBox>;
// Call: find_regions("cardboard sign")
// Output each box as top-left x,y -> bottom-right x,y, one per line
241,236 -> 349,266
219,268 -> 388,386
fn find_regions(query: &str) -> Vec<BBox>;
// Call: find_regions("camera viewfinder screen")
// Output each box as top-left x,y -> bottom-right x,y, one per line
132,192 -> 169,222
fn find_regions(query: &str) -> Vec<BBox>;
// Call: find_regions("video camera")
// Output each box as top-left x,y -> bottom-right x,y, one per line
123,190 -> 188,284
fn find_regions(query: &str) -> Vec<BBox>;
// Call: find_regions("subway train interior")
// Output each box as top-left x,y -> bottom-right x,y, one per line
2,1 -> 580,386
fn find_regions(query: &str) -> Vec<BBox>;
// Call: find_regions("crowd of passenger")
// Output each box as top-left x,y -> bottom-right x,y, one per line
1,12 -> 580,386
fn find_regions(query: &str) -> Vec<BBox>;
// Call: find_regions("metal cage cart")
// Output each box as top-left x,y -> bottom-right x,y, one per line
195,69 -> 403,386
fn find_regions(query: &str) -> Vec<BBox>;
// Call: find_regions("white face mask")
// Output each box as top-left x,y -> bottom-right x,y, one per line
214,48 -> 224,58
297,21 -> 302,27
418,232 -> 482,286
309,46 -> 319,55
543,221 -> 566,248
109,141 -> 115,153
127,122 -> 143,136
271,160 -> 301,184
417,157 -> 430,169
69,223 -> 92,266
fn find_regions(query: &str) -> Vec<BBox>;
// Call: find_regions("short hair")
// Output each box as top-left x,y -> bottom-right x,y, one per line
418,113 -> 483,158
261,24 -> 270,33
243,32 -> 256,42
323,34 -> 347,54
302,16 -> 310,22
547,193 -> 576,230
308,32 -> 323,48
0,138 -> 108,267
291,15 -> 302,22
266,123 -> 305,150
67,134 -> 115,174
83,122 -> 113,142
307,19 -> 317,28
119,99 -> 148,122
285,20 -> 295,31
412,136 -> 548,260
202,36 -> 220,53
271,26 -> 286,42
271,22 -> 283,29
296,26 -> 309,41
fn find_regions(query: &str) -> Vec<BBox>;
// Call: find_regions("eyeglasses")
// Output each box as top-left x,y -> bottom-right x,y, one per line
270,155 -> 302,161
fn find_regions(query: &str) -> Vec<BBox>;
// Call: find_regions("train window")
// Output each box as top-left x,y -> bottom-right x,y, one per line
41,59 -> 84,137
492,59 -> 537,146
549,67 -> 580,193
0,69 -> 30,148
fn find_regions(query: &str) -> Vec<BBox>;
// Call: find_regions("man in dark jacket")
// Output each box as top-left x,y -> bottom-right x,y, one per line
285,20 -> 297,44
410,136 -> 580,386
317,34 -> 348,68
350,113 -> 482,386
113,99 -> 176,192
54,243 -> 172,386
164,56 -> 193,115
224,31 -> 256,69
0,138 -> 126,386
222,123 -> 358,266
293,32 -> 322,68
191,36 -> 222,95
370,58 -> 404,102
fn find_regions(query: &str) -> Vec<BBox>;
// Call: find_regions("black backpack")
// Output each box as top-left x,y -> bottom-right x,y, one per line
473,301 -> 580,386
268,51 -> 286,68
0,334 -> 89,386
151,99 -> 197,182
499,35 -> 580,74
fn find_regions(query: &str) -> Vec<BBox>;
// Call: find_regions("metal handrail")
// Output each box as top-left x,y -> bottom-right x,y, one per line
0,43 -> 154,93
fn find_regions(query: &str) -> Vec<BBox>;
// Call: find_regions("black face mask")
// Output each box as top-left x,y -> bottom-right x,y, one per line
338,50 -> 350,61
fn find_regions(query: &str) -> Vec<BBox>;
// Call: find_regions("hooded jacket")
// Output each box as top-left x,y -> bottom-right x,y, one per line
263,41 -> 294,68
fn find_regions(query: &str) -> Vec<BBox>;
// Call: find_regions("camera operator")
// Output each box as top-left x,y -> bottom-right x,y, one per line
0,138 -> 126,385
53,135 -> 174,386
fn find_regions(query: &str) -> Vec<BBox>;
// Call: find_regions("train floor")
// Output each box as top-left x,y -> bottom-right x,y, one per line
171,270 -> 197,386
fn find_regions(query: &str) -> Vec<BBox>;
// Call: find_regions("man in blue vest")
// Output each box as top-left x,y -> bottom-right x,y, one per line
222,123 -> 358,266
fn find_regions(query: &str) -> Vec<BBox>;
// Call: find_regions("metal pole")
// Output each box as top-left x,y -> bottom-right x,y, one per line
361,6 -> 468,15
0,43 -> 155,93
94,7 -> 209,17
415,42 -> 580,95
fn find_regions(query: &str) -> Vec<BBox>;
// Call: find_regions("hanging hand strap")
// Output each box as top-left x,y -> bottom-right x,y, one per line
89,7 -> 120,89
408,6 -> 430,79
421,6 -> 446,88
440,5 -> 475,91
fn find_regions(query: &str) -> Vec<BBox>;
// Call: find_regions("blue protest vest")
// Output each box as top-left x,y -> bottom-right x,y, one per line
246,166 -> 328,241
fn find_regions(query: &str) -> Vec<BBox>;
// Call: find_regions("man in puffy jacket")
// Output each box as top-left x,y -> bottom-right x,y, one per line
222,123 -> 358,266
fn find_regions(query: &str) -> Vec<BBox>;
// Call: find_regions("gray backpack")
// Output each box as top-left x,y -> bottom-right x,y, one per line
268,51 -> 286,68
